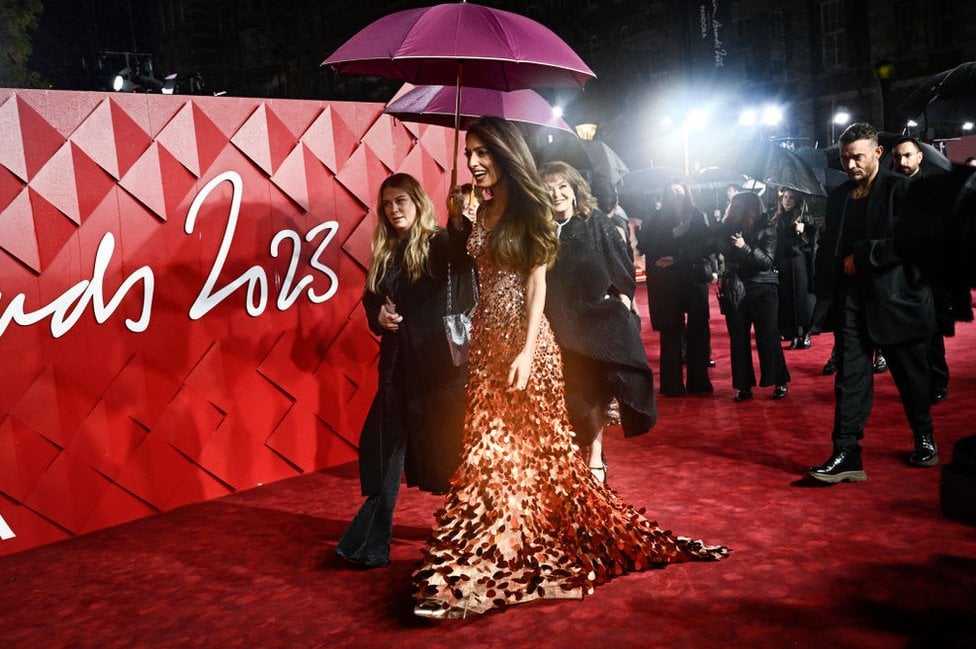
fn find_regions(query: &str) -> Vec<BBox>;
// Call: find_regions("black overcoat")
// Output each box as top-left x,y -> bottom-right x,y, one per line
637,206 -> 712,331
815,169 -> 935,345
545,212 -> 657,440
358,229 -> 471,496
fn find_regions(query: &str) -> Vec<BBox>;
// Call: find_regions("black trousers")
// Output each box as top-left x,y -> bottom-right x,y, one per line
928,333 -> 949,394
659,309 -> 711,395
725,282 -> 790,390
336,440 -> 405,567
832,303 -> 933,452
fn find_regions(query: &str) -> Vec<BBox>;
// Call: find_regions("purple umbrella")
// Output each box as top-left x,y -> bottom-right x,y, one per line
323,1 -> 595,185
384,84 -> 574,134
322,3 -> 594,91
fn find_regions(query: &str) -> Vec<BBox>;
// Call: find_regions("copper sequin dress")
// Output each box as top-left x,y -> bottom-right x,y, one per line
412,218 -> 727,617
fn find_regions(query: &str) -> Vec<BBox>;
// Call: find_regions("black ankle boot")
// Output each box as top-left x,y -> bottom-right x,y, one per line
808,449 -> 867,483
908,432 -> 939,467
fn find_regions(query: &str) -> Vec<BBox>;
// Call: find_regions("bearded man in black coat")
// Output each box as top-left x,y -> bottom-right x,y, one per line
808,123 -> 938,484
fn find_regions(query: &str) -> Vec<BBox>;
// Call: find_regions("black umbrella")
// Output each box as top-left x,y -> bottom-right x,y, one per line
723,141 -> 826,197
616,166 -> 686,217
535,136 -> 630,186
795,146 -> 848,192
896,61 -> 976,125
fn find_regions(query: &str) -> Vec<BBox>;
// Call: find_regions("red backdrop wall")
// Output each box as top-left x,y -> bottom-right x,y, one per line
0,89 -> 463,556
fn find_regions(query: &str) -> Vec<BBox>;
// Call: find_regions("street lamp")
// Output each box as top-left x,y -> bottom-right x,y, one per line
963,121 -> 974,132
831,107 -> 850,143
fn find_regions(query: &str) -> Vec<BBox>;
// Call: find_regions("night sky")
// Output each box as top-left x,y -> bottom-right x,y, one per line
29,0 -> 155,91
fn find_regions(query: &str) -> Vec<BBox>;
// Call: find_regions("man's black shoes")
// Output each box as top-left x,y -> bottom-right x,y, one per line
908,433 -> 939,467
807,450 -> 867,484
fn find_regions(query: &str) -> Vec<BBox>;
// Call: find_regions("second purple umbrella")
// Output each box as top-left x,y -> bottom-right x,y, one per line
384,84 -> 574,134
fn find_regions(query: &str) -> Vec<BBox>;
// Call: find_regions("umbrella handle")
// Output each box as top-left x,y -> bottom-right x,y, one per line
451,61 -> 463,188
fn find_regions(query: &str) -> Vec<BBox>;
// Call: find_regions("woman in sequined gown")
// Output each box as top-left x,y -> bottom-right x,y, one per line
412,118 -> 727,620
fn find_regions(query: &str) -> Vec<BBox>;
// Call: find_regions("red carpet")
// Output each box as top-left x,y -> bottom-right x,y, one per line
2,291 -> 975,648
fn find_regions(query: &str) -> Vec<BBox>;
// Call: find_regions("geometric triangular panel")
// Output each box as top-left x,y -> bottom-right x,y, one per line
269,143 -> 313,211
118,142 -> 198,223
0,95 -> 66,182
230,104 -> 297,176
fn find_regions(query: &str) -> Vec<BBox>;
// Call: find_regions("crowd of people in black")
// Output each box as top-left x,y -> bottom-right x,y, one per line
337,116 -> 974,619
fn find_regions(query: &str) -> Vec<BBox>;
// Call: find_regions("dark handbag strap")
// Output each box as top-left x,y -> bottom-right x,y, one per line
446,261 -> 478,317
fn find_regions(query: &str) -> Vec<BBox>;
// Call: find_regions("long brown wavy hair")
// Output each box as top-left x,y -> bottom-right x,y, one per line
466,117 -> 558,271
365,173 -> 438,293
539,161 -> 598,221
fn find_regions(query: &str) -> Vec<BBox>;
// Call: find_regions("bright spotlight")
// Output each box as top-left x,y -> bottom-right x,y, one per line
552,106 -> 564,119
659,115 -> 673,130
832,109 -> 851,125
738,109 -> 758,127
684,108 -> 708,131
906,119 -> 918,128
112,67 -> 133,92
761,104 -> 783,126
963,121 -> 974,131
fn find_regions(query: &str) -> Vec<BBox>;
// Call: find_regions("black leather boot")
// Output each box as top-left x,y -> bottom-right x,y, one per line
908,432 -> 939,467
807,449 -> 867,483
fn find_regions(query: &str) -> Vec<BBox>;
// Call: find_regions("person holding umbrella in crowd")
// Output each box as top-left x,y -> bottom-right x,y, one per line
772,188 -> 817,350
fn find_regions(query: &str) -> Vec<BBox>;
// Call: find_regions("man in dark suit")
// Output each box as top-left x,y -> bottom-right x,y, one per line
808,123 -> 938,484
892,136 -> 950,405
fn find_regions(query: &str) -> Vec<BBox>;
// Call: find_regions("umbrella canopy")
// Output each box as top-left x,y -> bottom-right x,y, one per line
723,141 -> 826,197
384,84 -> 574,133
895,61 -> 976,125
323,2 -> 595,185
535,137 -> 630,186
795,147 -> 848,193
691,167 -> 748,190
323,3 -> 594,91
616,166 -> 686,217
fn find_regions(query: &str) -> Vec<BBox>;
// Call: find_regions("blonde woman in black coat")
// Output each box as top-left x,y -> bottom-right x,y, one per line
337,173 -> 469,568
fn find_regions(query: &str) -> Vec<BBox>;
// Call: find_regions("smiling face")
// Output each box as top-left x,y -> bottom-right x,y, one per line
465,133 -> 502,191
380,185 -> 417,237
543,173 -> 576,220
840,138 -> 882,185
